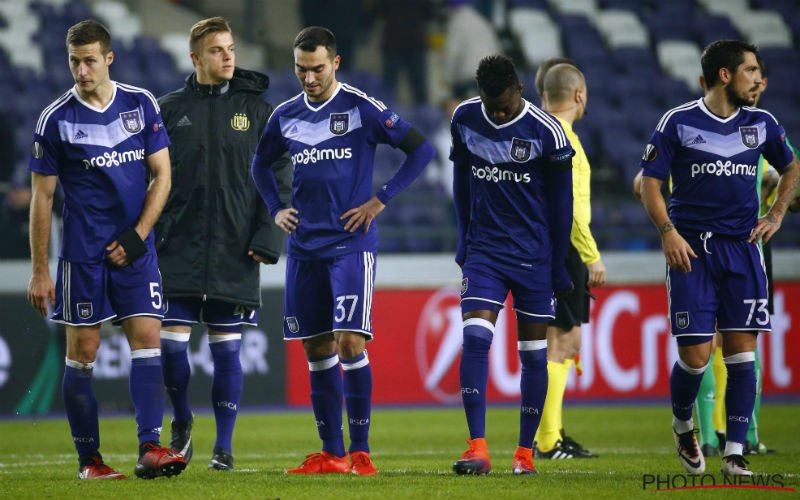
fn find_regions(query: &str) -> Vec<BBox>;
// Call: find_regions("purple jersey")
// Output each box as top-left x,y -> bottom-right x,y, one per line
29,83 -> 170,262
450,97 -> 574,269
640,98 -> 793,238
252,83 -> 414,259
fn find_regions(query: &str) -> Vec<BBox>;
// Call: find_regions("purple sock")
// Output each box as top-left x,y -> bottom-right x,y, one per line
669,359 -> 706,428
210,335 -> 243,453
160,332 -> 192,423
130,349 -> 165,446
460,318 -> 494,439
518,339 -> 548,448
342,351 -> 372,453
63,360 -> 100,459
308,354 -> 344,457
724,353 -> 756,454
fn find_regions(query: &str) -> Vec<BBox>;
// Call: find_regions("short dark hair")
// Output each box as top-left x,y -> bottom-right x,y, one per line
189,17 -> 232,54
293,26 -> 337,57
66,19 -> 111,54
701,40 -> 760,88
476,55 -> 519,98
535,57 -> 576,97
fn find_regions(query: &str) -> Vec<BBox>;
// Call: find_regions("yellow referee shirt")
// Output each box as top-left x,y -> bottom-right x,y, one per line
555,116 -> 601,265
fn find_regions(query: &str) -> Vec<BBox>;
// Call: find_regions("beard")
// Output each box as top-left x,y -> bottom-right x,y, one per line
725,83 -> 757,108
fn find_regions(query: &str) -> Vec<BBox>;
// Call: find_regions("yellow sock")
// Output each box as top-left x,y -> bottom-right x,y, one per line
535,360 -> 570,452
712,346 -> 727,432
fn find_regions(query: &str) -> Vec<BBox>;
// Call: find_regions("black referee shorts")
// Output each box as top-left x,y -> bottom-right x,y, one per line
549,244 -> 591,331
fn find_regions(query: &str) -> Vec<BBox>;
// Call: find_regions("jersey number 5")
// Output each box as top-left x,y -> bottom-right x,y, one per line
150,282 -> 163,309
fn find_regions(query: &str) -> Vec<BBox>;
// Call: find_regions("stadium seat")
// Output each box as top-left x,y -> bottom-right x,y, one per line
697,0 -> 749,17
508,8 -> 562,67
160,32 -> 195,73
92,1 -> 142,48
692,14 -> 742,48
730,11 -> 793,48
656,41 -> 703,92
594,10 -> 649,49
548,0 -> 598,17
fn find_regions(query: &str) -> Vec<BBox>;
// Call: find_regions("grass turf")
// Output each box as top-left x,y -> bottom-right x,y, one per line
0,404 -> 797,499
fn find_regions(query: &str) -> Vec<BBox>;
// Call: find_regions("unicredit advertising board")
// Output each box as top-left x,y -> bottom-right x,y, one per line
285,283 -> 800,405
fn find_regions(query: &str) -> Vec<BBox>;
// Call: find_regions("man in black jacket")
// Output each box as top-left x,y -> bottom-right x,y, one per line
156,17 -> 290,471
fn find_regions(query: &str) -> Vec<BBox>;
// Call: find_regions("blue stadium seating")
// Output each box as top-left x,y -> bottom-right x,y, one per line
2,0 -> 800,252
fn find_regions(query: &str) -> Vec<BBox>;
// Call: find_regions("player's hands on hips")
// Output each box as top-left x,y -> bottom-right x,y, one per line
28,271 -> 55,316
661,230 -> 697,272
749,212 -> 782,244
275,207 -> 299,234
105,239 -> 130,267
587,259 -> 607,287
248,250 -> 268,263
340,196 -> 385,233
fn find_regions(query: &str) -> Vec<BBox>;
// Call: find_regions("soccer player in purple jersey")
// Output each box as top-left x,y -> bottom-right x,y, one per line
251,26 -> 434,475
26,20 -> 186,480
449,54 -> 574,476
640,40 -> 799,476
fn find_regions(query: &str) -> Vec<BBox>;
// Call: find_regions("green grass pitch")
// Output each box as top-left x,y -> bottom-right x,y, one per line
1,404 -> 797,499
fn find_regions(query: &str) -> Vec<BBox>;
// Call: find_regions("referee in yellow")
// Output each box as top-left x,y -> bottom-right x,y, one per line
533,59 -> 606,459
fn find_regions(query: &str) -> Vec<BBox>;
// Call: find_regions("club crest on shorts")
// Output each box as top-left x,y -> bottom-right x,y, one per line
460,278 -> 468,296
739,126 -> 759,149
286,316 -> 300,333
329,113 -> 349,135
119,108 -> 143,134
675,311 -> 690,329
77,302 -> 93,320
509,137 -> 532,163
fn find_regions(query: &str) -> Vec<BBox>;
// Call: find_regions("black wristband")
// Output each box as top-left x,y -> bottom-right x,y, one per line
117,228 -> 147,262
398,127 -> 426,154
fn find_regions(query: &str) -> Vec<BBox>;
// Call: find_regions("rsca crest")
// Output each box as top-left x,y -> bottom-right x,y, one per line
286,316 -> 300,333
329,113 -> 349,135
509,137 -> 532,163
119,108 -> 143,134
675,311 -> 690,329
739,126 -> 759,149
77,302 -> 93,320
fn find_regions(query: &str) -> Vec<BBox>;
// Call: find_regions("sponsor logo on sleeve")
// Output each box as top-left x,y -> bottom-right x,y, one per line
31,141 -> 43,160
385,112 -> 400,128
642,143 -> 658,162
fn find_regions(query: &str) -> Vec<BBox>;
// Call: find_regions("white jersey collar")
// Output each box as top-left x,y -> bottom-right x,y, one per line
71,81 -> 118,113
698,97 -> 740,124
481,98 -> 530,129
303,82 -> 342,112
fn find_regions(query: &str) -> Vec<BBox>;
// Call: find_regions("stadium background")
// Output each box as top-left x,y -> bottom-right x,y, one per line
0,0 -> 799,415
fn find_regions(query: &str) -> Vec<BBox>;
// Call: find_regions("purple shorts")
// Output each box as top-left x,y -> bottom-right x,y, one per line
668,234 -> 769,346
162,297 -> 258,333
283,252 -> 376,340
460,260 -> 555,323
52,250 -> 164,326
